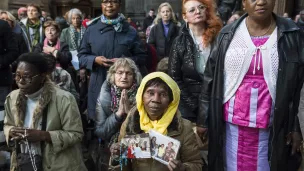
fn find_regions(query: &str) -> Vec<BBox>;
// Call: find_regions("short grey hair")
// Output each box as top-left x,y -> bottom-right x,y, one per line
67,8 -> 83,24
107,58 -> 142,86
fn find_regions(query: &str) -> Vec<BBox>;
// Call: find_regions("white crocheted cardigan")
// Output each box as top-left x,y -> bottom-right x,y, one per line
223,19 -> 279,104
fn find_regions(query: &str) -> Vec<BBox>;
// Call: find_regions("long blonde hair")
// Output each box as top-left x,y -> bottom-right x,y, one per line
0,11 -> 17,27
154,2 -> 178,25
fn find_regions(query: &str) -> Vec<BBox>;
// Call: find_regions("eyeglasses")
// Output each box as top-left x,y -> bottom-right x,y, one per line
101,0 -> 120,5
186,5 -> 207,14
15,74 -> 40,83
115,71 -> 133,77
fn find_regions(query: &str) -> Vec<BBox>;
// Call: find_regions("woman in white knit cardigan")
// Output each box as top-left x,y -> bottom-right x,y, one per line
198,0 -> 304,170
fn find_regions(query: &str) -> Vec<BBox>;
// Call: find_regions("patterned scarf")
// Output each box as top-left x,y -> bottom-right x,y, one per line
110,82 -> 137,113
69,25 -> 86,51
26,20 -> 41,48
100,13 -> 125,32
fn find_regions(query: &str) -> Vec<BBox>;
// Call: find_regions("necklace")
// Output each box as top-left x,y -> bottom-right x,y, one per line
246,17 -> 273,37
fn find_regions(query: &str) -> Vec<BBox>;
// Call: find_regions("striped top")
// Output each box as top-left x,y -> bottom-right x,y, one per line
223,36 -> 274,129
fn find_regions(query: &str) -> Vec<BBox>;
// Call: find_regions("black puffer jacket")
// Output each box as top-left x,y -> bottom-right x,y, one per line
148,20 -> 179,60
198,14 -> 304,171
32,41 -> 72,70
169,24 -> 215,123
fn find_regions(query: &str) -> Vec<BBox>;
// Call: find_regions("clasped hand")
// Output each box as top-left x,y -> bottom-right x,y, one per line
95,56 -> 118,67
9,127 -> 48,142
116,89 -> 131,118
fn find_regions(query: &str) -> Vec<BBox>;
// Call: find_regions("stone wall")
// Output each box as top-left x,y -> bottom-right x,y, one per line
123,0 -> 182,26
0,0 -> 9,10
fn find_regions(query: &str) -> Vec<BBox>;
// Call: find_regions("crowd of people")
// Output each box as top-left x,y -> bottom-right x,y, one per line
1,0 -> 304,171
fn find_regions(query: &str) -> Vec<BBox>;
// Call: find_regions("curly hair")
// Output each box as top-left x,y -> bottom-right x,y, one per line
182,0 -> 222,47
66,8 -> 83,24
106,58 -> 142,86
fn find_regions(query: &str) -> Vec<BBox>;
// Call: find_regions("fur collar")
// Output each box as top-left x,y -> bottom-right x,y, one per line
119,107 -> 184,140
15,79 -> 55,128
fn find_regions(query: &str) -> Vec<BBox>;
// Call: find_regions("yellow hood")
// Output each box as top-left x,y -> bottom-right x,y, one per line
136,72 -> 180,135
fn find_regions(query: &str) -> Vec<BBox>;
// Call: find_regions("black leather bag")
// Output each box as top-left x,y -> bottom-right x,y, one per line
17,153 -> 43,171
16,105 -> 48,171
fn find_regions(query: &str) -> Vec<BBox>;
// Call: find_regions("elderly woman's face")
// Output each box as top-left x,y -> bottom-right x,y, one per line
160,6 -> 172,23
72,13 -> 81,28
101,0 -> 120,19
143,83 -> 171,121
114,66 -> 134,89
243,0 -> 275,20
183,0 -> 207,25
27,6 -> 40,21
16,62 -> 44,95
45,25 -> 59,42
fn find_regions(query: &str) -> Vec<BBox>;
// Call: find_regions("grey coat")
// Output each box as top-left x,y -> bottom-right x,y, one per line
95,66 -> 141,141
95,81 -> 123,141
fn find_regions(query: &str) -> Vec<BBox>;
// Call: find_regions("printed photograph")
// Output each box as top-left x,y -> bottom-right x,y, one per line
121,133 -> 151,159
149,130 -> 180,165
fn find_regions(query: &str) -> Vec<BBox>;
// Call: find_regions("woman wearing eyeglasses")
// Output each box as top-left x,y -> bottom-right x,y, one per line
95,58 -> 142,142
78,0 -> 147,120
199,0 -> 304,170
168,0 -> 221,136
4,53 -> 87,171
148,2 -> 180,61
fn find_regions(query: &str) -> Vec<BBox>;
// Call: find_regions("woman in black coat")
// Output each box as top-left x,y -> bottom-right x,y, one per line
169,0 -> 222,124
78,0 -> 147,119
32,21 -> 72,70
198,0 -> 304,170
148,2 -> 179,61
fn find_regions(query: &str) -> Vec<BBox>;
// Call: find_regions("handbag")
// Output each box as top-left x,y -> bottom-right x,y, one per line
16,105 -> 48,171
16,148 -> 43,171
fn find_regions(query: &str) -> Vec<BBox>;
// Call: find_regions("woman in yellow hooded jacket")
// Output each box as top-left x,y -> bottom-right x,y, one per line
110,72 -> 203,171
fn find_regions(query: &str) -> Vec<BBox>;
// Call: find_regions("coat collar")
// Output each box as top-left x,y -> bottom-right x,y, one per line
14,79 -> 55,128
155,19 -> 178,40
221,13 -> 300,35
87,16 -> 130,33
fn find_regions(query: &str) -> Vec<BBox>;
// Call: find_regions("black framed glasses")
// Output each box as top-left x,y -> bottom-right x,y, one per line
15,74 -> 40,83
101,0 -> 120,5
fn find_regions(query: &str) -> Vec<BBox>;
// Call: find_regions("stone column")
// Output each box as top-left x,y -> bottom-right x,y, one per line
274,0 -> 294,16
0,0 -> 9,10
125,0 -> 145,21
